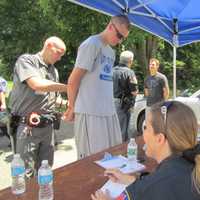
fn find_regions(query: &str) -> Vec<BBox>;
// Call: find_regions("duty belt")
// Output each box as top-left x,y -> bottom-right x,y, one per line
20,113 -> 56,128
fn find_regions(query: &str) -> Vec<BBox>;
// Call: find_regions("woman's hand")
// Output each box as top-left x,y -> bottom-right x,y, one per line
105,168 -> 136,185
91,189 -> 112,200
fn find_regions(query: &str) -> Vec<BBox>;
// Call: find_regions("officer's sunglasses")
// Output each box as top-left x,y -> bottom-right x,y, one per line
111,23 -> 124,40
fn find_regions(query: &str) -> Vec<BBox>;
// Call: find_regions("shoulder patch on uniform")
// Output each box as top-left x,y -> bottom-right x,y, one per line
130,76 -> 138,84
116,191 -> 130,200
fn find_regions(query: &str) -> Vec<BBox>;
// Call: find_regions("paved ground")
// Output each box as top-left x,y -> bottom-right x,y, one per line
0,120 -> 77,190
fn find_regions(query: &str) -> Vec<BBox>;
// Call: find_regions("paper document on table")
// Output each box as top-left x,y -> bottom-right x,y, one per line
95,155 -> 145,173
101,180 -> 127,198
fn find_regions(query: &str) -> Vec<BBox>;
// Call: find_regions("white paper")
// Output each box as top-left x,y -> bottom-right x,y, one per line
97,155 -> 145,198
95,155 -> 145,173
101,180 -> 127,198
95,155 -> 127,169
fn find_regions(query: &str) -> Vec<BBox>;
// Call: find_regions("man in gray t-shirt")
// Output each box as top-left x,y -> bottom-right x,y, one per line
9,36 -> 67,175
144,58 -> 169,119
64,15 -> 130,159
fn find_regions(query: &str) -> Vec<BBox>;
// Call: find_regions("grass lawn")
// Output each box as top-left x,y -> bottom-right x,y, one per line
7,81 -> 13,91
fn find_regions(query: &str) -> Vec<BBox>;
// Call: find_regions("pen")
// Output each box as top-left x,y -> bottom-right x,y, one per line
119,164 -> 126,169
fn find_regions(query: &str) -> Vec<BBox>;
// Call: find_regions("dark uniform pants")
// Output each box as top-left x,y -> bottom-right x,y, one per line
16,123 -> 54,175
115,99 -> 131,142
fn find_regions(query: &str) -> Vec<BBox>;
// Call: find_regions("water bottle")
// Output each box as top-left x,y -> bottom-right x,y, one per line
127,138 -> 138,168
11,154 -> 26,195
38,160 -> 53,200
197,127 -> 200,142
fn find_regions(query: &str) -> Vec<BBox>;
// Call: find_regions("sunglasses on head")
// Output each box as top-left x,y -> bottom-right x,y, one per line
144,101 -> 173,134
161,101 -> 173,125
111,23 -> 124,40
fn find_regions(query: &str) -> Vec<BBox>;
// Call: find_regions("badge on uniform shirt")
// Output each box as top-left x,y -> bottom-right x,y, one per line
116,191 -> 130,200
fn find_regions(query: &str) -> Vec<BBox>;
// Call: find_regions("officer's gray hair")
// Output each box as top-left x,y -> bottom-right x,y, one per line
119,50 -> 134,65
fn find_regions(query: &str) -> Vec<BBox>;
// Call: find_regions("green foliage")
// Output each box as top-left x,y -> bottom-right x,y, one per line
0,0 -> 56,78
0,0 -> 200,93
0,59 -> 11,79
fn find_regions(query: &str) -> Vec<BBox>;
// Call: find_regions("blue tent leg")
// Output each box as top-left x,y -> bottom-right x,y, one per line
173,45 -> 177,99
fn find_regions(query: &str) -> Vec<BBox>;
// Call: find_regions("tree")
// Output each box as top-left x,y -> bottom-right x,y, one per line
0,0 -> 199,93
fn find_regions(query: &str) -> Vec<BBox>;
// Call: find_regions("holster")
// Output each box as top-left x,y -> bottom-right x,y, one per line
121,95 -> 135,112
52,112 -> 62,130
10,115 -> 21,136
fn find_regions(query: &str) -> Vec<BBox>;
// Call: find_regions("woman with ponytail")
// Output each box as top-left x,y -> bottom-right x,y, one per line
92,101 -> 200,200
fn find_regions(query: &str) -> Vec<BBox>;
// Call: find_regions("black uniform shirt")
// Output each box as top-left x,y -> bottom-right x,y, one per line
124,155 -> 200,200
113,64 -> 137,99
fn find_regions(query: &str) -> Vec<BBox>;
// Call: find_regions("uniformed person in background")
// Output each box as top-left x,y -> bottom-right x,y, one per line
9,36 -> 68,176
0,76 -> 10,142
0,76 -> 7,111
113,50 -> 138,141
92,101 -> 200,200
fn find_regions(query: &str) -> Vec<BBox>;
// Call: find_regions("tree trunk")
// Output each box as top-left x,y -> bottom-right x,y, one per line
136,35 -> 158,74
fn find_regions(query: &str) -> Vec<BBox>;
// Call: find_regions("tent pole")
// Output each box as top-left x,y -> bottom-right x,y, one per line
173,45 -> 177,99
172,19 -> 178,99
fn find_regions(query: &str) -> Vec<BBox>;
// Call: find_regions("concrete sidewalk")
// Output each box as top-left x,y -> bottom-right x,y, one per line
0,121 -> 77,190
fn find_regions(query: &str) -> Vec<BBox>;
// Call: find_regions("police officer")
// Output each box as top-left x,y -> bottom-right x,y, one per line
9,36 -> 68,176
0,76 -> 9,141
0,76 -> 7,111
113,50 -> 138,141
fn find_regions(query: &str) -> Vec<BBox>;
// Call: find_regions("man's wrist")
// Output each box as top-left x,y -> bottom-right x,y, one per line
67,103 -> 74,109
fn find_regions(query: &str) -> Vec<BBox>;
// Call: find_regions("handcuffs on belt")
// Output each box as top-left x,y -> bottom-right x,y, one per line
26,112 -> 61,129
29,113 -> 41,126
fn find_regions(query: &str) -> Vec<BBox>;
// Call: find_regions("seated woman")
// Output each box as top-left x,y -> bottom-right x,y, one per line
91,101 -> 200,200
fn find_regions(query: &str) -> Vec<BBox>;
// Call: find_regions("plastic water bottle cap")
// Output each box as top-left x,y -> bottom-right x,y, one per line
130,138 -> 135,143
42,160 -> 48,165
14,154 -> 20,158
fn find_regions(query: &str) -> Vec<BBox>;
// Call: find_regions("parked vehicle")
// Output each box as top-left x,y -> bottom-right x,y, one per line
129,89 -> 200,134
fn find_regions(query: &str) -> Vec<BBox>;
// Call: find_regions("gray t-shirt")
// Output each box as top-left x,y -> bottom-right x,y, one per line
10,53 -> 59,116
74,34 -> 116,116
144,72 -> 168,106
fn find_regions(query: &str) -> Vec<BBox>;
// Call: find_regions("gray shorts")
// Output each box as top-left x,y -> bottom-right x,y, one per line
74,113 -> 122,159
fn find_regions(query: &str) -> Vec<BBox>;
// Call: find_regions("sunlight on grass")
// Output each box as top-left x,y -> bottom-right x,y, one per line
7,81 -> 13,90
6,81 -> 13,97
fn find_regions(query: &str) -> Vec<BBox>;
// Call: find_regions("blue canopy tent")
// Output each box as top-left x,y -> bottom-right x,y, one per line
67,0 -> 200,98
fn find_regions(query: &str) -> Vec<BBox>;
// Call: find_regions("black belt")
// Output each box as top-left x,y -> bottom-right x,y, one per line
12,112 -> 61,129
20,114 -> 54,128
20,116 -> 28,124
